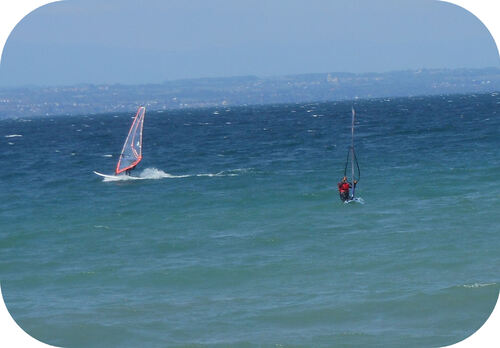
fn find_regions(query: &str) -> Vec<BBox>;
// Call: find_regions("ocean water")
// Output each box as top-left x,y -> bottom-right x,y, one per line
1,93 -> 499,347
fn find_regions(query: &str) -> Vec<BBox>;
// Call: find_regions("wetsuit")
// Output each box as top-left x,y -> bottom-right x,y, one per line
338,181 -> 351,202
125,166 -> 135,176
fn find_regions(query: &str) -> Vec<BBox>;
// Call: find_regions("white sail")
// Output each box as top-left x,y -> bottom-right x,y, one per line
343,107 -> 360,199
115,107 -> 146,175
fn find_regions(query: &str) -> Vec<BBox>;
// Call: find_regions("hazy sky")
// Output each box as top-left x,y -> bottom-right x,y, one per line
0,0 -> 499,87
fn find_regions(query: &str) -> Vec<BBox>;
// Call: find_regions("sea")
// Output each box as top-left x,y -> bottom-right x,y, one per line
1,93 -> 499,347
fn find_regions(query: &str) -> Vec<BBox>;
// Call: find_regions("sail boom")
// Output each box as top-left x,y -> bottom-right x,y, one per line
115,155 -> 143,174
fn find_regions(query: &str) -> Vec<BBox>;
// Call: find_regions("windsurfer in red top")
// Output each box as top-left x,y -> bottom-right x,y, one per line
338,176 -> 357,202
338,176 -> 350,201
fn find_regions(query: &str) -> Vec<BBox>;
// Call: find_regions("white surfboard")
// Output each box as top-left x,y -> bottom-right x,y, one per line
93,171 -> 143,181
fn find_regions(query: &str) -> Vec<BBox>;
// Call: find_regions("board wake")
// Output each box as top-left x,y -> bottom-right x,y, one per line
94,168 -> 246,182
93,168 -> 192,181
344,197 -> 365,204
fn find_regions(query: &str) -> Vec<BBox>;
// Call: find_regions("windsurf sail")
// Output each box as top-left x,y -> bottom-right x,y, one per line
115,106 -> 146,175
343,107 -> 360,198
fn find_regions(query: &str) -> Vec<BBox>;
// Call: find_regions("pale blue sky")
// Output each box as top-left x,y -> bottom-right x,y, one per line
0,0 -> 499,87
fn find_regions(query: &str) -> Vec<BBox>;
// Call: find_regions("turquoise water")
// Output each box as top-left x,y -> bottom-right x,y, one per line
1,93 -> 499,347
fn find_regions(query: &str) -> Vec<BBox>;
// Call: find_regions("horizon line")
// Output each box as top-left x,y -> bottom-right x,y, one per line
1,66 -> 499,90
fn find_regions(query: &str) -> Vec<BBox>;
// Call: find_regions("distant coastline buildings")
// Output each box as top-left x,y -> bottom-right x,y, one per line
0,68 -> 499,118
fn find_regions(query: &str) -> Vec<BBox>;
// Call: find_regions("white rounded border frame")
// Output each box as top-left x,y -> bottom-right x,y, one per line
0,0 -> 498,347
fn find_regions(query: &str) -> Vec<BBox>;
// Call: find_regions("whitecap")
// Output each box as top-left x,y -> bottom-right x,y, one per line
196,171 -> 235,177
226,168 -> 253,174
5,134 -> 22,138
462,282 -> 496,288
196,168 -> 251,177
93,225 -> 110,229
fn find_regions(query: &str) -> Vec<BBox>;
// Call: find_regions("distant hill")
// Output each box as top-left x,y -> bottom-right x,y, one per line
1,68 -> 499,118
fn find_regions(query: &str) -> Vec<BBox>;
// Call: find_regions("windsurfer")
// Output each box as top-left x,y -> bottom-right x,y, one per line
338,107 -> 360,202
113,106 -> 145,176
125,166 -> 135,176
338,177 -> 358,202
338,176 -> 351,202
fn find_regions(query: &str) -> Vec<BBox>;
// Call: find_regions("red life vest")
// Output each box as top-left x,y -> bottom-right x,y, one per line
338,182 -> 350,192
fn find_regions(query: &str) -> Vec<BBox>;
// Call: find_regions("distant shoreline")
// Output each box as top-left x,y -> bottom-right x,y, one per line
1,67 -> 499,118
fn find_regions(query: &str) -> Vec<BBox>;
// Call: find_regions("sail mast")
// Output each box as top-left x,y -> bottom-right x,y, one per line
351,107 -> 355,197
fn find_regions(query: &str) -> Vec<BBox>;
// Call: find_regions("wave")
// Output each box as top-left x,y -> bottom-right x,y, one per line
5,134 -> 22,138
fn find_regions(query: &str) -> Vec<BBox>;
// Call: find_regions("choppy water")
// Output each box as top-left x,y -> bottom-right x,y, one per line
1,93 -> 499,347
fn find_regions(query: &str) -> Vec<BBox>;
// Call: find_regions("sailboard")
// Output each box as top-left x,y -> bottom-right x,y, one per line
94,106 -> 146,178
343,107 -> 361,202
93,171 -> 144,181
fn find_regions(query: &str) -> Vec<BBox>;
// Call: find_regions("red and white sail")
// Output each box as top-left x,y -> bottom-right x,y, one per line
115,107 -> 146,175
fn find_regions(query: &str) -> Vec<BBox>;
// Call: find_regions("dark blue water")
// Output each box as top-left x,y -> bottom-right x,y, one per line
1,93 -> 499,347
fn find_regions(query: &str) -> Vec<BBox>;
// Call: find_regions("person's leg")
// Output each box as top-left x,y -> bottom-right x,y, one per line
340,191 -> 348,201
